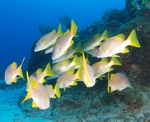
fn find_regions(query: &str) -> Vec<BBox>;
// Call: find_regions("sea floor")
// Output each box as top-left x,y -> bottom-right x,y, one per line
1,78 -> 150,122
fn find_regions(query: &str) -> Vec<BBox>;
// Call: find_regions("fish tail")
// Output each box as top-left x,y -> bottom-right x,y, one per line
73,54 -> 82,67
57,23 -> 63,37
44,63 -> 54,77
21,71 -> 31,103
18,57 -> 25,80
75,67 -> 82,80
127,29 -> 141,48
111,57 -> 122,66
54,83 -> 61,98
75,42 -> 84,53
71,20 -> 78,36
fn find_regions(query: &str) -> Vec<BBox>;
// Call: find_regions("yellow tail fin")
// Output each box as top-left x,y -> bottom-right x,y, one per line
127,29 -> 141,48
111,57 -> 122,66
44,63 -> 54,77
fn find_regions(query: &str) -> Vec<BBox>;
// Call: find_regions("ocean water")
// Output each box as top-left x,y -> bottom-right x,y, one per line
0,0 -> 125,73
1,1 -> 143,122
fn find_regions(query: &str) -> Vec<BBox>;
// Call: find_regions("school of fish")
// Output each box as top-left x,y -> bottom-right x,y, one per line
4,19 -> 141,109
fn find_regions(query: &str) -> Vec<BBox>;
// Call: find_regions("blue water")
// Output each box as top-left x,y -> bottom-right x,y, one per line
0,0 -> 125,73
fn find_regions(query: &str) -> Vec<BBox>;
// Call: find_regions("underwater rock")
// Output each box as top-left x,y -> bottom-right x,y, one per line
27,41 -> 52,75
123,89 -> 143,109
18,91 -> 52,120
127,64 -> 140,82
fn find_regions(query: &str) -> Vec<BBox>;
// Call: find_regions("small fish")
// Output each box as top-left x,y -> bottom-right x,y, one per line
86,47 -> 99,57
92,57 -> 122,79
5,57 -> 25,85
82,30 -> 108,51
47,54 -> 81,80
108,72 -> 131,93
56,68 -> 78,91
52,47 -> 76,63
34,24 -> 62,52
22,71 -> 50,110
29,63 -> 54,84
52,20 -> 77,60
44,46 -> 53,54
76,43 -> 96,87
97,29 -> 141,58
131,0 -> 142,10
45,83 -> 61,98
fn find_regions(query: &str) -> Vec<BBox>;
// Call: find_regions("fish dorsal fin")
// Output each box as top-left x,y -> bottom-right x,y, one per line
70,20 -> 77,36
12,62 -> 17,69
57,24 -> 62,37
101,58 -> 108,63
100,30 -> 108,41
65,29 -> 70,35
116,34 -> 125,40
32,100 -> 38,108
51,29 -> 56,34
36,68 -> 43,74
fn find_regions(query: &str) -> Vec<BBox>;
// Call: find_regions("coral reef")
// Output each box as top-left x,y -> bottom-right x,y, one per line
58,14 -> 71,30
18,1 -> 150,121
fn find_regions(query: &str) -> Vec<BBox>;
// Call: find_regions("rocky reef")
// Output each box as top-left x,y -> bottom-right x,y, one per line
20,0 -> 150,121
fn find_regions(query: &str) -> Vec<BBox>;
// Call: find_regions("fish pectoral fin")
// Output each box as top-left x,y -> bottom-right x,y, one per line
71,81 -> 78,86
108,67 -> 114,72
52,95 -> 57,98
70,40 -> 74,47
12,77 -> 17,83
32,100 -> 38,108
122,47 -> 129,54
112,54 -> 120,57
